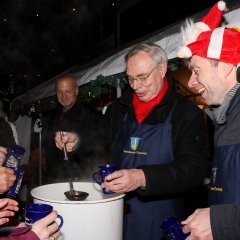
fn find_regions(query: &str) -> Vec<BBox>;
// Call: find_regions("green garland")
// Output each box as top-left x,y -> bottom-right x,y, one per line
14,72 -> 127,117
79,72 -> 127,102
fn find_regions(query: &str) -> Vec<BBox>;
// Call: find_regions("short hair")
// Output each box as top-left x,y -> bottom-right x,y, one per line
183,58 -> 219,69
125,42 -> 168,68
55,74 -> 78,88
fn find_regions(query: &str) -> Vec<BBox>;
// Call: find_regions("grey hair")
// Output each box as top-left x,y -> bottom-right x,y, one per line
125,42 -> 168,68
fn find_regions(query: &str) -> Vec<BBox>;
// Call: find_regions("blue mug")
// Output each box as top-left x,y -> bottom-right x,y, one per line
6,168 -> 24,199
160,216 -> 186,240
4,144 -> 25,168
25,203 -> 64,228
92,164 -> 117,194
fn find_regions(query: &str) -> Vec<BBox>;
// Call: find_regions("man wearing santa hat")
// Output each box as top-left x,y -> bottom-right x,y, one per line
177,1 -> 240,239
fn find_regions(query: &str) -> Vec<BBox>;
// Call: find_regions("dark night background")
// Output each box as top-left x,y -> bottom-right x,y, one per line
0,0 -> 225,101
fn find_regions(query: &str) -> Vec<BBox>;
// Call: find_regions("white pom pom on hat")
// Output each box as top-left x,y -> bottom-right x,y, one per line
199,1 -> 226,31
177,47 -> 192,59
218,1 -> 226,11
177,1 -> 228,59
193,1 -> 225,34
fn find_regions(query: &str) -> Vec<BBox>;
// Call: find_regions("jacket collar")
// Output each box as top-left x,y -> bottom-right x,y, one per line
118,74 -> 178,123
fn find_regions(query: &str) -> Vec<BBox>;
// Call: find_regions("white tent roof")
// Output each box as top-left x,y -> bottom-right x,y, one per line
11,2 -> 240,107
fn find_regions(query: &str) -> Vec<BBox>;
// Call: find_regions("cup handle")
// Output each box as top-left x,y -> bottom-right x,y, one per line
92,172 -> 102,185
57,214 -> 64,229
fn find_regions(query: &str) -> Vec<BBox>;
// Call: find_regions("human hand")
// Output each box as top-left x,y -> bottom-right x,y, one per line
181,208 -> 213,240
55,131 -> 78,152
0,167 -> 16,193
0,198 -> 19,225
31,210 -> 61,240
101,169 -> 146,193
0,146 -> 7,166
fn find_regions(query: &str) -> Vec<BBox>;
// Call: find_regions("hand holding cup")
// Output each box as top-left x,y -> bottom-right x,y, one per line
0,198 -> 19,225
25,203 -> 63,228
160,216 -> 187,240
31,210 -> 61,240
92,164 -> 117,194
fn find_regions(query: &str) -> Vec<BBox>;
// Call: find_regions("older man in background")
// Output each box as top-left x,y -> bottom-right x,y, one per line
42,74 -> 107,184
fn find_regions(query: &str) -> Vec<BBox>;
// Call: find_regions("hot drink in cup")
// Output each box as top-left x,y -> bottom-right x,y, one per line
25,203 -> 64,228
92,164 -> 117,194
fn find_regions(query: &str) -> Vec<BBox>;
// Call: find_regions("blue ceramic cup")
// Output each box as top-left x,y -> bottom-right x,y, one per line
25,203 -> 64,228
160,216 -> 186,240
6,168 -> 24,199
92,164 -> 117,194
4,144 -> 25,168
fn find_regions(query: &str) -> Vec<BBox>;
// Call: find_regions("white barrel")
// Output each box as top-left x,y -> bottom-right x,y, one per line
31,182 -> 125,240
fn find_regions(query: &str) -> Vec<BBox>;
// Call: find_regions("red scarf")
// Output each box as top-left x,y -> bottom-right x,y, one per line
133,78 -> 169,123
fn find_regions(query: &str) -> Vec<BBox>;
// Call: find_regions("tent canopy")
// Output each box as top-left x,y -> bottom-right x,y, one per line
11,1 -> 240,108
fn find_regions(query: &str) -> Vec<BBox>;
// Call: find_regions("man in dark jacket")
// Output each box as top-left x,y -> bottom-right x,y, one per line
42,74 -> 107,183
177,1 -> 240,239
55,42 -> 207,240
181,204 -> 240,240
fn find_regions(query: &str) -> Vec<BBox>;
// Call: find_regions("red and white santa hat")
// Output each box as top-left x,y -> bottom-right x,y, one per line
176,1 -> 240,67
178,1 -> 226,48
194,1 -> 226,35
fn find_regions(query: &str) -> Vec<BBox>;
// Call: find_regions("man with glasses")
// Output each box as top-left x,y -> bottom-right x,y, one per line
55,42 -> 207,240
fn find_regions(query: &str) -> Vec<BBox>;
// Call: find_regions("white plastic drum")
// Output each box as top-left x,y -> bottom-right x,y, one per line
31,182 -> 125,240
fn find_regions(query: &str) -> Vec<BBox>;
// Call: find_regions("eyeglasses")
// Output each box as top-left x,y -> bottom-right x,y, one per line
127,67 -> 157,85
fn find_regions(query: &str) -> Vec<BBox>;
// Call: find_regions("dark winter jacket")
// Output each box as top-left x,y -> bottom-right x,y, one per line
42,98 -> 109,183
211,203 -> 240,240
104,75 -> 207,196
0,118 -> 16,148
207,85 -> 240,204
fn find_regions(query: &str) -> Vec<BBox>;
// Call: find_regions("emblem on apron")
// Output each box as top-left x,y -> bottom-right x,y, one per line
212,167 -> 218,184
130,137 -> 141,151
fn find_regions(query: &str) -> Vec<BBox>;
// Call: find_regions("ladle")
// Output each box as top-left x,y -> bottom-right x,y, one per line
60,131 -> 89,201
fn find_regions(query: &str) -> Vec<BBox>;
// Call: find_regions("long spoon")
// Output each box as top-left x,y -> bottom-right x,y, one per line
60,131 -> 75,195
60,131 -> 89,201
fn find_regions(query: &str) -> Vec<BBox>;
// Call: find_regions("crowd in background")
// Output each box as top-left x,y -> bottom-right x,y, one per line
1,1 -> 240,239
